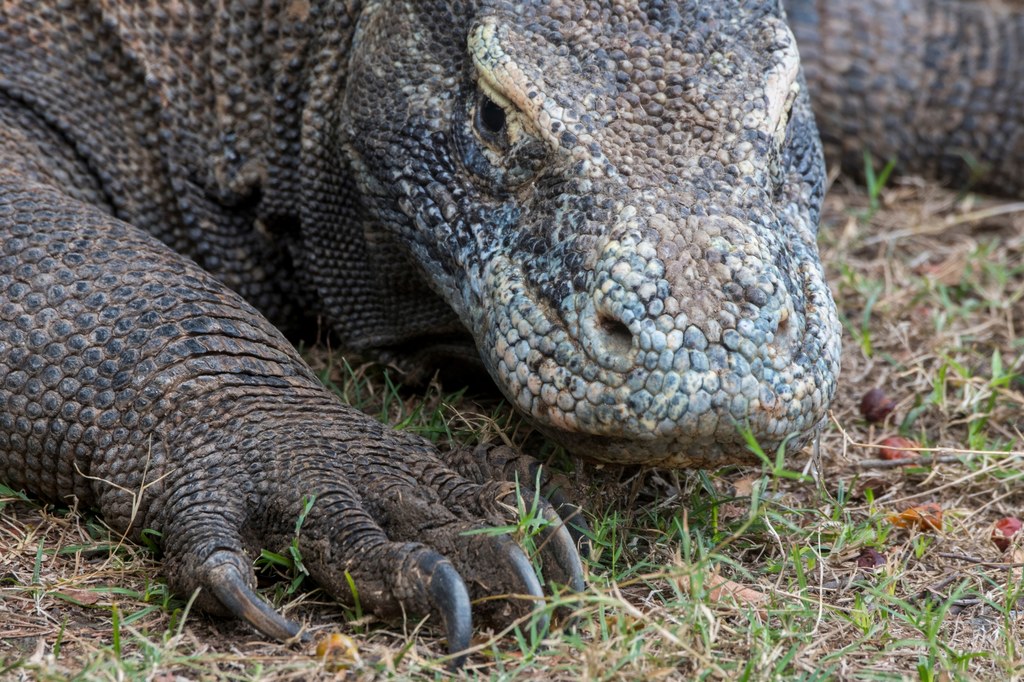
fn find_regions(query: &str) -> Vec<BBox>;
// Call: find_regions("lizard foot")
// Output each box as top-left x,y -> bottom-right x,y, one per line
151,407 -> 584,664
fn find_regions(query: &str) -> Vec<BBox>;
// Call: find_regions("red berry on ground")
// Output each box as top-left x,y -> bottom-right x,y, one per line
877,436 -> 919,460
992,518 -> 1022,552
860,388 -> 897,422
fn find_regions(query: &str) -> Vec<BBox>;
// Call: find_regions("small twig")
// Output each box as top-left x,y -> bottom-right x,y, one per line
939,553 -> 1024,569
950,598 -> 982,608
818,575 -> 867,592
912,573 -> 960,602
831,414 -> 1024,459
859,201 -> 1024,245
857,454 -> 967,469
944,201 -> 1024,227
831,414 -> 1024,507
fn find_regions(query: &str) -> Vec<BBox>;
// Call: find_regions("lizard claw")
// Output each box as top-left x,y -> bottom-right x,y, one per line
420,551 -> 472,666
537,507 -> 586,593
540,486 -> 593,557
203,550 -> 303,642
495,534 -> 548,631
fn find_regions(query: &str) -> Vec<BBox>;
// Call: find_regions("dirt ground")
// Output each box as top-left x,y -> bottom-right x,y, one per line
2,178 -> 1023,680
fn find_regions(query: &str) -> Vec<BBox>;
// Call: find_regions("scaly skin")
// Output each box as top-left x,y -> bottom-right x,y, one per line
1,0 -> 1019,656
788,0 -> 1024,196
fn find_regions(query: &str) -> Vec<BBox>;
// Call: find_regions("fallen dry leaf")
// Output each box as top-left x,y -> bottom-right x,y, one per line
913,253 -> 967,285
680,572 -> 769,615
732,475 -> 760,497
53,589 -> 101,606
717,503 -> 747,522
855,548 -> 886,569
887,503 -> 943,531
703,573 -> 770,607
599,614 -> 644,635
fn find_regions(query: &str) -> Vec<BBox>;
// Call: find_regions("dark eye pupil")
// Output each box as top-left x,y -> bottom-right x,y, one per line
478,97 -> 506,135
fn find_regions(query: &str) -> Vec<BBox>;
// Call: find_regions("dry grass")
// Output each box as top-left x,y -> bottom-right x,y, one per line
2,177 -> 1023,680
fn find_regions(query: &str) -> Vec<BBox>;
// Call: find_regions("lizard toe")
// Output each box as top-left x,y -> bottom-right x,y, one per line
433,476 -> 586,594
357,485 -> 548,627
270,488 -> 477,657
441,444 -> 592,553
307,539 -> 474,664
158,507 -> 309,643
464,532 -> 546,628
536,506 -> 586,593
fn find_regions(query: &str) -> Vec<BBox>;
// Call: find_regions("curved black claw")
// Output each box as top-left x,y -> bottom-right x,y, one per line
539,485 -> 593,558
203,550 -> 303,642
420,552 -> 472,667
538,507 -> 586,593
495,534 -> 548,631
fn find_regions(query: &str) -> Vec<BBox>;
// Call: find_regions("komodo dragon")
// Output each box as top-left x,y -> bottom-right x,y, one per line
0,0 -> 1020,659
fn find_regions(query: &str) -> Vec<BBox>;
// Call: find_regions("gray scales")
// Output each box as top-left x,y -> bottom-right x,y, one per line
0,0 -> 1020,661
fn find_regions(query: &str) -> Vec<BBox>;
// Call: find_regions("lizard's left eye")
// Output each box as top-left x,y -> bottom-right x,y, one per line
475,94 -> 507,145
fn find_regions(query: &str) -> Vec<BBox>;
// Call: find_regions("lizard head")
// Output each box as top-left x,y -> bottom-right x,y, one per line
332,0 -> 841,467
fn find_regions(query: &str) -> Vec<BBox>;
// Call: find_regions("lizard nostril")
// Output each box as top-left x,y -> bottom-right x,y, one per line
768,304 -> 800,360
776,306 -> 791,337
596,315 -> 634,356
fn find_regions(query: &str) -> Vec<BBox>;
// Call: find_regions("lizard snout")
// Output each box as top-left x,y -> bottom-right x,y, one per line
511,211 -> 841,467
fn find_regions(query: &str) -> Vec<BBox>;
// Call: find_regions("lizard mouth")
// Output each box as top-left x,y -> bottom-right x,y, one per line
475,236 -> 841,468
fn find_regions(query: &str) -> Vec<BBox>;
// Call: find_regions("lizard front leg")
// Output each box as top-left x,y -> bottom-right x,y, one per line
0,171 -> 582,660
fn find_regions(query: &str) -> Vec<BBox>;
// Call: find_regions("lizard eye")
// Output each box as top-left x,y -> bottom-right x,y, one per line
474,94 -> 507,145
461,85 -> 547,186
